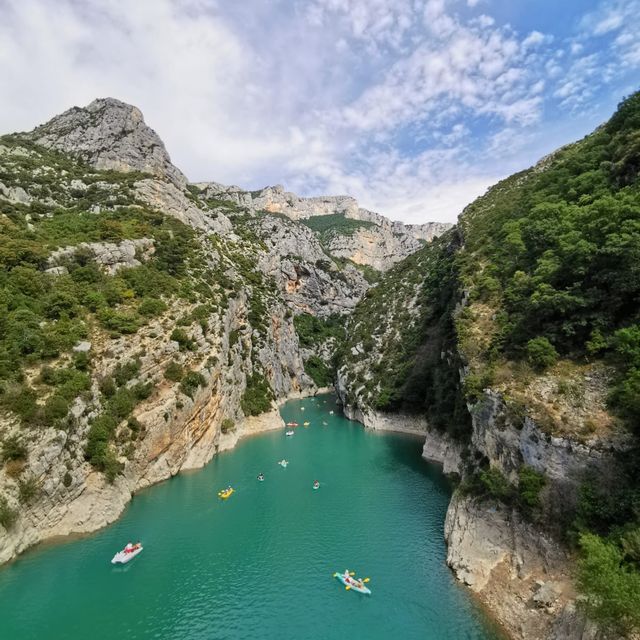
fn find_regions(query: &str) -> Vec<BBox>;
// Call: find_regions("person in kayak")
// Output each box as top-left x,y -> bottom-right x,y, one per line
257,473 -> 264,481
313,480 -> 320,489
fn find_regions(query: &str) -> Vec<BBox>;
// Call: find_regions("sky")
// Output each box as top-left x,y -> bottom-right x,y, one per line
0,0 -> 638,223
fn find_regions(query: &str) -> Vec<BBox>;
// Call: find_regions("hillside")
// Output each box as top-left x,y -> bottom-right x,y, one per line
338,92 -> 640,638
0,98 -> 445,562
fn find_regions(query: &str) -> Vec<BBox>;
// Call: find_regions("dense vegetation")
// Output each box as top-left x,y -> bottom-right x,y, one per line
453,94 -> 640,631
340,231 -> 471,438
458,92 -> 640,425
300,212 -> 376,244
339,92 -> 640,632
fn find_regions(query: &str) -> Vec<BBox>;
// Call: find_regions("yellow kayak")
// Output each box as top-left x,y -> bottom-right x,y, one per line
303,421 -> 310,426
218,487 -> 234,500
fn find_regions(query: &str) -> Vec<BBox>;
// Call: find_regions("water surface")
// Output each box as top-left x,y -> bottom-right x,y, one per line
0,395 -> 500,639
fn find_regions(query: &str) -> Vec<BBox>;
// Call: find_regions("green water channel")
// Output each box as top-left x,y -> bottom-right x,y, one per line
0,394 -> 502,639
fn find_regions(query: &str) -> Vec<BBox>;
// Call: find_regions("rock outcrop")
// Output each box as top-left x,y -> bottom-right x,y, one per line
28,98 -> 188,188
201,182 -> 451,271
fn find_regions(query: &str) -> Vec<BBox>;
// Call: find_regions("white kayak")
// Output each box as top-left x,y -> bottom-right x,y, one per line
111,543 -> 143,564
334,572 -> 371,595
278,460 -> 288,468
285,430 -> 294,437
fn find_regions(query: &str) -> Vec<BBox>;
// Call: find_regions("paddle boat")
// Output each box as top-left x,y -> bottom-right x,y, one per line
313,480 -> 320,490
285,430 -> 295,437
334,570 -> 371,595
278,459 -> 288,468
218,486 -> 234,500
257,473 -> 264,482
111,542 -> 143,564
286,422 -> 299,427
303,421 -> 310,426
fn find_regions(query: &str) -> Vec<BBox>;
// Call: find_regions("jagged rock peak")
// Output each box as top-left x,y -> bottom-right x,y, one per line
28,98 -> 187,188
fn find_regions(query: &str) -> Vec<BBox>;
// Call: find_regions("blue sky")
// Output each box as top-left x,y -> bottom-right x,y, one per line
0,0 -> 638,223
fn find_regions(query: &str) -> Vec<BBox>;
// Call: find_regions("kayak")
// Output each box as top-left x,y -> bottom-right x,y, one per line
286,422 -> 298,427
285,430 -> 294,437
313,482 -> 320,490
218,487 -> 234,499
334,572 -> 371,595
329,411 -> 334,415
303,421 -> 310,426
278,460 -> 288,468
111,543 -> 143,564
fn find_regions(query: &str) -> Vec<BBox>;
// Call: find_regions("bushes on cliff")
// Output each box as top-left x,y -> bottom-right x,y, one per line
85,415 -> 122,482
241,373 -> 273,416
517,466 -> 546,515
525,337 -> 558,371
0,495 -> 18,530
1,435 -> 27,463
304,355 -> 332,387
294,313 -> 343,348
179,371 -> 206,399
578,532 -> 640,634
164,361 -> 184,382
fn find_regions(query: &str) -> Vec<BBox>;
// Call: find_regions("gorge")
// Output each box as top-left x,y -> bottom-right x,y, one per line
1,93 -> 639,639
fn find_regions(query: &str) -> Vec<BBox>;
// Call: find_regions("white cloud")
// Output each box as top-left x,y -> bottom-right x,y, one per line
0,0 -> 638,225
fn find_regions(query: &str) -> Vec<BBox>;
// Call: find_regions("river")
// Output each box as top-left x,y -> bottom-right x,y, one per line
0,394 -> 501,639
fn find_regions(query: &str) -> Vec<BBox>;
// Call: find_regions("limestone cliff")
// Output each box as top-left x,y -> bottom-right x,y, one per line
200,182 -> 451,271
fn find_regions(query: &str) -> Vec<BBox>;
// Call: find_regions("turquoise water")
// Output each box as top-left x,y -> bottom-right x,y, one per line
0,395 -> 500,639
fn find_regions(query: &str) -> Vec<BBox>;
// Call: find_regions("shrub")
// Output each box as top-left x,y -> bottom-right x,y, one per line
138,297 -> 167,317
85,414 -> 122,482
107,388 -> 136,419
114,359 -> 141,387
170,328 -> 195,351
1,435 -> 27,463
98,308 -> 140,335
43,394 -> 71,424
221,418 -> 235,433
517,466 -> 546,514
526,337 -> 558,371
578,533 -> 640,634
1,385 -> 39,424
240,373 -> 273,416
179,371 -> 206,399
99,376 -> 117,398
304,355 -> 332,387
62,471 -> 73,488
18,476 -> 39,505
164,361 -> 184,382
480,467 -> 514,502
0,495 -> 18,530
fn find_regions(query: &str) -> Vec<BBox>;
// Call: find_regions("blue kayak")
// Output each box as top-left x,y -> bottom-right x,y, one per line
334,572 -> 371,595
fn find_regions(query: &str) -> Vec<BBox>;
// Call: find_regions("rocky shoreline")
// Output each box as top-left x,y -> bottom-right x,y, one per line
335,387 -> 606,640
0,386 -> 329,567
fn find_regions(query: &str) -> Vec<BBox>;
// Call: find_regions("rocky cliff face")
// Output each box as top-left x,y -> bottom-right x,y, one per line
29,98 -> 188,188
0,97 -> 446,563
201,182 -> 451,271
